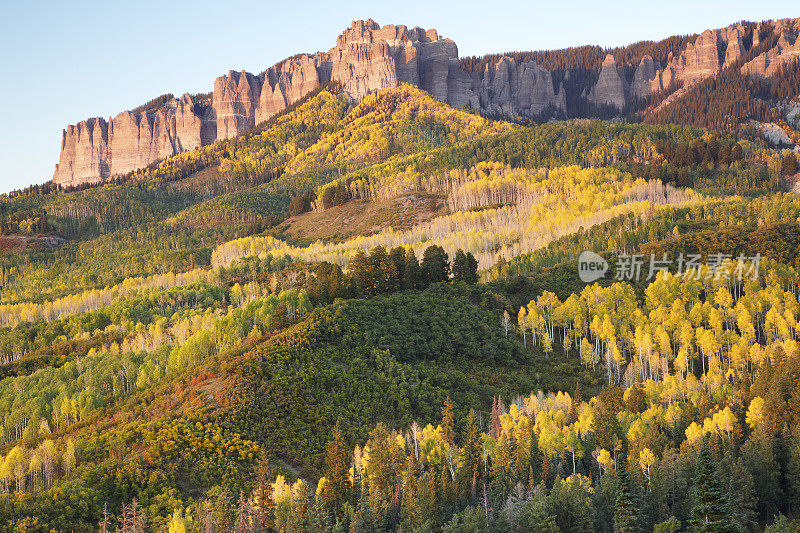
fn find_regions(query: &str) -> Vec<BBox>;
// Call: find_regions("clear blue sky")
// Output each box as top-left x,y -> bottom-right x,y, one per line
0,0 -> 797,194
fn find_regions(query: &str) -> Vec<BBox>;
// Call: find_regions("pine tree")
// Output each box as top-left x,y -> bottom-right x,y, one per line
465,252 -> 479,284
401,455 -> 421,532
529,430 -> 543,488
625,379 -> 646,413
719,453 -> 756,532
421,245 -> 449,285
542,452 -> 553,488
460,408 -> 483,502
441,396 -> 455,446
388,247 -> 406,290
451,250 -> 477,283
440,461 -> 454,517
368,246 -> 391,293
788,424 -> 800,514
323,420 -> 352,513
252,454 -> 276,531
614,453 -> 641,533
419,471 -> 441,528
353,481 -> 376,533
491,434 -> 514,495
689,438 -> 737,533
349,250 -> 369,296
490,396 -> 503,440
289,480 -> 313,532
452,250 -> 469,283
214,488 -> 235,533
403,248 -> 423,290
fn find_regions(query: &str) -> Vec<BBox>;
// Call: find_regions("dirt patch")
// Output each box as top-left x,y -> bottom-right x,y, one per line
0,235 -> 67,255
196,377 -> 224,411
276,193 -> 445,243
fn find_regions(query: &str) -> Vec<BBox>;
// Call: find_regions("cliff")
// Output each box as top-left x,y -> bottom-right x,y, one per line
53,17 -> 800,188
590,54 -> 628,110
54,94 -> 214,187
52,19 -> 570,186
742,19 -> 800,77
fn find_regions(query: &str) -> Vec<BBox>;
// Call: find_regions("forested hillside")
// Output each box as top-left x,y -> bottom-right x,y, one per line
1,78 -> 800,532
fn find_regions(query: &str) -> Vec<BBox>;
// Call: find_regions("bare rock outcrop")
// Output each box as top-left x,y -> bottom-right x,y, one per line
669,29 -> 723,84
327,20 -> 400,98
175,94 -> 215,150
590,55 -> 628,109
53,118 -> 109,187
213,70 -> 262,140
632,55 -> 660,100
53,95 -> 215,186
256,55 -> 324,123
462,57 -> 565,116
742,19 -> 800,77
324,20 -> 459,101
642,22 -> 751,107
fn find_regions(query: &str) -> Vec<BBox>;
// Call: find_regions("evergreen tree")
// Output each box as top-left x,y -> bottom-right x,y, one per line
368,246 -> 392,294
625,379 -> 646,413
719,453 -> 756,532
441,396 -> 455,446
421,245 -> 449,285
252,455 -> 276,531
781,152 -> 799,177
465,252 -> 479,284
452,250 -> 468,283
653,517 -> 681,533
388,247 -> 407,290
214,489 -> 235,533
451,250 -> 480,284
490,396 -> 503,440
323,420 -> 352,513
419,471 -> 441,528
401,455 -> 422,532
517,486 -> 559,533
491,434 -> 514,496
614,453 -> 641,533
689,438 -> 737,533
529,430 -> 543,488
460,408 -> 483,502
787,425 -> 800,514
403,248 -> 423,290
349,250 -> 370,296
353,482 -> 376,533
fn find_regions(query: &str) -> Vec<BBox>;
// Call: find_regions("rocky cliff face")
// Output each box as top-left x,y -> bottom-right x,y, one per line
53,94 -> 214,187
209,20 -> 462,137
742,19 -> 800,77
590,54 -> 628,109
54,118 -> 109,188
632,56 -> 659,100
256,55 -> 324,124
631,24 -> 750,106
446,57 -> 565,116
55,19 -> 569,187
53,17 -> 800,188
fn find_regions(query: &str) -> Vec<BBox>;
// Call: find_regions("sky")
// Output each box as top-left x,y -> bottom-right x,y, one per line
0,0 -> 798,194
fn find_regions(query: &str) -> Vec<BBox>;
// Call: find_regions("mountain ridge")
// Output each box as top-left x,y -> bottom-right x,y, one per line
53,16 -> 800,188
